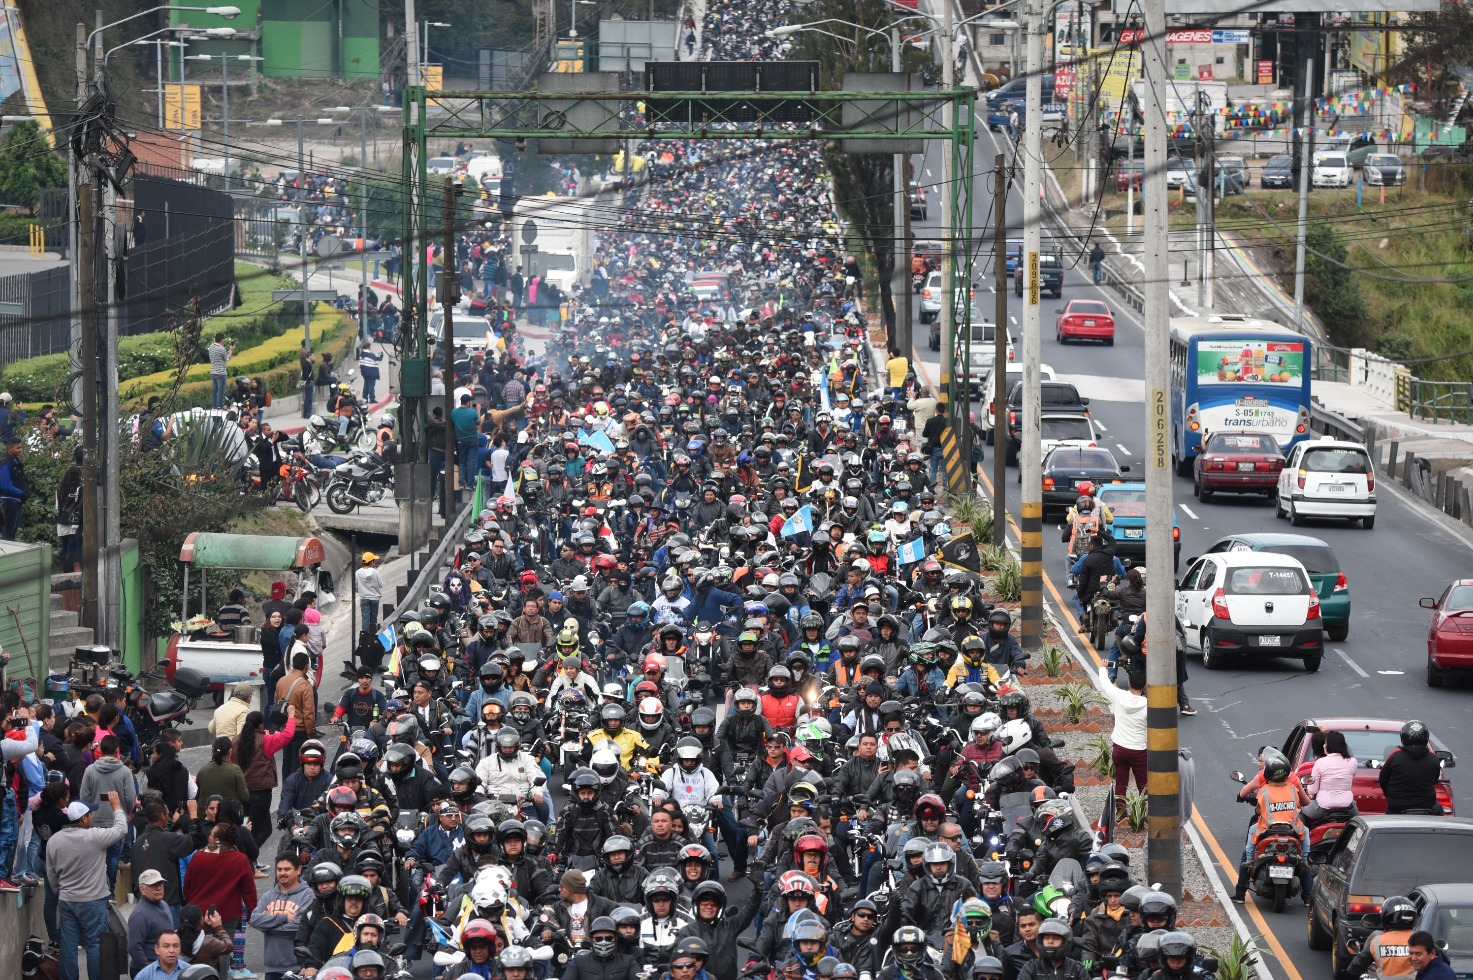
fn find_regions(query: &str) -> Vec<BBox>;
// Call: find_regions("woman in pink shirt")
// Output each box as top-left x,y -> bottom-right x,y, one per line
1304,730 -> 1359,823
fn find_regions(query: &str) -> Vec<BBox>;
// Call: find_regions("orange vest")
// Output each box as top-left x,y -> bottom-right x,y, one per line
1370,930 -> 1415,979
1254,781 -> 1304,835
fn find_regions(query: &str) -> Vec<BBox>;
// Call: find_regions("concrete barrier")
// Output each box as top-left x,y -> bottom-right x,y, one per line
0,891 -> 49,980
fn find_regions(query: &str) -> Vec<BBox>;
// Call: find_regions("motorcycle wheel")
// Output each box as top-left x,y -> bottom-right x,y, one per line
354,424 -> 376,450
1091,615 -> 1108,651
1271,879 -> 1287,913
326,482 -> 358,514
292,477 -> 315,512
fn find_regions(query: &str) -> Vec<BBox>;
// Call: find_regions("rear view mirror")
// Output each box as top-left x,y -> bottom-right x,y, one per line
1360,913 -> 1383,931
1306,850 -> 1329,866
1438,749 -> 1456,768
1420,597 -> 1437,609
1119,465 -> 1131,473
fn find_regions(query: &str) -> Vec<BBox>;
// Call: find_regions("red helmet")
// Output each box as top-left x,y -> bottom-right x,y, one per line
326,786 -> 359,814
793,834 -> 829,858
778,869 -> 817,897
634,679 -> 661,698
460,918 -> 497,944
914,793 -> 946,823
1076,480 -> 1097,498
643,654 -> 667,674
593,555 -> 619,572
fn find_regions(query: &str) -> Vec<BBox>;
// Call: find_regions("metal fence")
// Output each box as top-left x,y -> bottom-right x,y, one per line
120,175 -> 236,331
0,266 -> 72,364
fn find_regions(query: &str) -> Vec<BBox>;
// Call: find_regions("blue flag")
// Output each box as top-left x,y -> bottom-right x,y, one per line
578,429 -> 616,455
377,623 -> 397,652
781,504 -> 815,538
897,537 -> 928,565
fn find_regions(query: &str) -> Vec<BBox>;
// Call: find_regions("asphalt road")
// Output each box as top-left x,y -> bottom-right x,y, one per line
906,114 -> 1473,980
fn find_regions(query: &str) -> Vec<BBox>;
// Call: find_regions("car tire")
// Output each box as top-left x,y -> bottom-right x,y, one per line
1176,453 -> 1193,479
1289,500 -> 1306,526
1303,654 -> 1322,673
1201,628 -> 1221,670
1362,515 -> 1376,529
1056,329 -> 1064,344
1005,443 -> 1018,466
1307,906 -> 1332,951
1428,653 -> 1447,688
1332,922 -> 1352,980
1275,493 -> 1287,519
1326,622 -> 1349,642
985,429 -> 994,446
1106,337 -> 1114,346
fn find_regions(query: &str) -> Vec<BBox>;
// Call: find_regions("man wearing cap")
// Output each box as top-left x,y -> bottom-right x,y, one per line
355,553 -> 384,633
210,684 -> 254,740
49,791 -> 128,980
544,870 -> 616,948
129,868 -> 177,972
0,393 -> 14,442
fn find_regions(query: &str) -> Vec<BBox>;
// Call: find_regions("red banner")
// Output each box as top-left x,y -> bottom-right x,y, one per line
1256,59 -> 1275,84
1118,28 -> 1215,44
1054,62 -> 1075,101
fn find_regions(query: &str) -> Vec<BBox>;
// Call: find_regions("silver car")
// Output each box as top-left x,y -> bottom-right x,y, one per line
1363,153 -> 1405,186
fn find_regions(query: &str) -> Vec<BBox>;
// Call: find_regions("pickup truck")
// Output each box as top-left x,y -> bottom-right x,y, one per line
1013,251 -> 1064,298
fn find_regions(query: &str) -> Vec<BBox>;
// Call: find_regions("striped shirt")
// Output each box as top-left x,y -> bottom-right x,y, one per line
207,341 -> 230,376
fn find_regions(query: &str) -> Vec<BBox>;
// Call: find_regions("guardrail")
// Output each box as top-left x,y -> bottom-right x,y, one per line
1396,376 -> 1473,423
384,493 -> 476,626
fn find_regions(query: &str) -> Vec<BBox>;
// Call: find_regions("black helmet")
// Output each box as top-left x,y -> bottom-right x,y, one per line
497,819 -> 527,843
464,814 -> 496,853
1401,720 -> 1430,748
495,728 -> 522,754
988,608 -> 1011,629
571,767 -> 601,793
383,742 -> 417,776
1381,895 -> 1417,929
308,861 -> 343,887
1137,890 -> 1178,929
1261,747 -> 1292,783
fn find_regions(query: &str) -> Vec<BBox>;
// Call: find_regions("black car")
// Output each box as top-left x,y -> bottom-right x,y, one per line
1260,154 -> 1300,189
1005,380 -> 1088,462
1013,251 -> 1063,298
1036,445 -> 1128,514
1307,815 -> 1473,979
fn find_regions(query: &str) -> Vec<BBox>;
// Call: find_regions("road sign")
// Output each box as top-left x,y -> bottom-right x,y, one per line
163,84 -> 201,130
316,234 -> 342,258
521,220 -> 538,245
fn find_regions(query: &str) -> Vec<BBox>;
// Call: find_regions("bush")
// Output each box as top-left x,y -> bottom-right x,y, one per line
120,304 -> 353,411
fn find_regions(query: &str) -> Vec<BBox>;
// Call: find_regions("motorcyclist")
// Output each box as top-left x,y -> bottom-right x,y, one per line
474,728 -> 550,821
979,609 -> 1026,673
761,666 -> 802,734
555,768 -> 616,872
382,743 -> 445,813
636,695 -> 679,759
755,871 -> 823,963
588,703 -> 652,769
1017,918 -> 1089,980
1231,747 -> 1311,904
562,916 -> 639,980
639,868 -> 694,963
901,842 -> 977,947
590,835 -> 648,905
674,880 -> 761,980
831,900 -> 887,978
1380,720 -> 1445,815
1070,534 -> 1127,618
880,925 -> 943,980
1345,894 -> 1417,980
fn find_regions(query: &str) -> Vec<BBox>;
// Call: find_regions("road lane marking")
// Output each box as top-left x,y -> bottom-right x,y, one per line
1336,650 -> 1370,678
1377,669 -> 1404,675
1009,315 -> 1017,324
1179,504 -> 1199,520
1095,420 -> 1108,432
1116,444 -> 1132,456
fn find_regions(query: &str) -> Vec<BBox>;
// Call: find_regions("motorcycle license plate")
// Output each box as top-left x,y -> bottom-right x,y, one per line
1267,865 -> 1294,880
1259,635 -> 1282,647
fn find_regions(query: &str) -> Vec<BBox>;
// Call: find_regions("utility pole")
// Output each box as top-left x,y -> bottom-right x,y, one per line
405,0 -> 418,87
359,110 -> 369,343
1292,59 -> 1315,332
1203,92 -> 1215,309
441,177 -> 461,519
890,25 -> 910,356
1020,0 -> 1044,654
992,151 -> 1008,548
1141,0 -> 1183,899
938,0 -> 956,424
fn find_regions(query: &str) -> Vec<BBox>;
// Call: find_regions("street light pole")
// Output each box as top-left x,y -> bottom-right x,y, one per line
1020,0 -> 1044,654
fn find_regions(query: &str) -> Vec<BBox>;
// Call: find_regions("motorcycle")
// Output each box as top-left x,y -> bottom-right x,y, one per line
325,446 -> 395,514
119,663 -> 209,746
546,690 -> 594,774
1231,770 -> 1307,912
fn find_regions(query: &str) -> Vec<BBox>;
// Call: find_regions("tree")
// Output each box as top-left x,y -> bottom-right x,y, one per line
1389,3 -> 1473,107
1304,222 -> 1367,343
0,121 -> 66,214
794,0 -> 937,346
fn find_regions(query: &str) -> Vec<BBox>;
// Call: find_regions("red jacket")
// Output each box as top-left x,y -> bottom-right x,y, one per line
761,692 -> 800,732
183,848 -> 258,918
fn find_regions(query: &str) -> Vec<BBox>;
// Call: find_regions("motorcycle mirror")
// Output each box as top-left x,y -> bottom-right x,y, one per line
1230,771 -> 1246,783
1437,749 -> 1456,768
533,774 -> 547,786
294,947 -> 313,963
1200,958 -> 1218,974
529,947 -> 556,962
388,944 -> 407,957
1360,913 -> 1383,931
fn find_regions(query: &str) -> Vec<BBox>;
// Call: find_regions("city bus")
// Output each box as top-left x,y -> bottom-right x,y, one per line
1168,314 -> 1312,476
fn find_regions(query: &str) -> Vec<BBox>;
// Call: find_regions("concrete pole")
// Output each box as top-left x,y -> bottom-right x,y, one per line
1141,0 -> 1183,899
891,26 -> 910,356
442,178 -> 458,519
1292,59 -> 1314,332
222,55 -> 229,189
360,109 -> 369,343
157,41 -> 165,128
1019,0 -> 1044,654
938,2 -> 956,424
406,0 -> 419,88
992,152 -> 1008,549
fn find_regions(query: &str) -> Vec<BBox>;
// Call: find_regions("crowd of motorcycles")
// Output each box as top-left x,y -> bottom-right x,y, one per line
228,0 -> 1232,978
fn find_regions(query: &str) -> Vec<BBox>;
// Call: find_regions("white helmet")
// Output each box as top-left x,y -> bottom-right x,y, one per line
851,557 -> 872,575
309,415 -> 329,429
638,698 -> 664,730
762,573 -> 781,589
470,875 -> 508,911
996,718 -> 1033,754
970,711 -> 1002,737
880,732 -> 922,762
590,747 -> 620,783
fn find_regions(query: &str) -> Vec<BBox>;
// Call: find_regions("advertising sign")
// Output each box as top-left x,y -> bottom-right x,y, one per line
163,83 -> 201,130
1256,59 -> 1275,84
1054,61 -> 1075,100
1197,63 -> 1213,80
1091,47 -> 1141,105
1196,340 -> 1305,385
1118,28 -> 1251,43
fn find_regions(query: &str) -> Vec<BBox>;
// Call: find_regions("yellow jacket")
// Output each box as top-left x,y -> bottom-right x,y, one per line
588,728 -> 650,769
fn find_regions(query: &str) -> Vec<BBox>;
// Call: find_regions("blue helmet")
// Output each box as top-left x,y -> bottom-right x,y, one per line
626,601 -> 651,627
687,438 -> 704,458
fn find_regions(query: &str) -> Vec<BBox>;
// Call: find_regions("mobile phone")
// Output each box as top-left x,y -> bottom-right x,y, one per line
207,905 -> 217,918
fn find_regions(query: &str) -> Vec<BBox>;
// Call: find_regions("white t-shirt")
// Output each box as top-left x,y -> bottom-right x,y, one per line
490,447 -> 510,481
567,898 -> 590,943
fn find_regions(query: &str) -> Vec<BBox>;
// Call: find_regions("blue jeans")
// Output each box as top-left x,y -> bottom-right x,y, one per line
40,865 -> 58,942
14,813 -> 38,878
106,836 -> 123,892
360,599 -> 379,633
59,897 -> 109,980
211,373 -> 227,409
457,439 -> 478,498
929,446 -> 943,483
0,788 -> 17,876
1091,260 -> 1103,283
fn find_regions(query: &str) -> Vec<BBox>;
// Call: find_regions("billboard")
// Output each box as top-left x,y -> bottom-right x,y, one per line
1091,47 -> 1140,105
0,4 -> 51,142
163,84 -> 202,130
1196,340 -> 1305,385
598,20 -> 678,73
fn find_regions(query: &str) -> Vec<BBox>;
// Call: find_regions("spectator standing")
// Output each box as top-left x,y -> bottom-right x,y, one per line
133,931 -> 184,980
55,446 -> 83,570
250,854 -> 315,980
49,791 -> 129,980
233,707 -> 298,847
208,333 -> 236,410
356,553 -> 384,633
358,346 -> 384,402
274,652 -> 316,779
1100,667 -> 1147,800
146,739 -> 191,812
1089,242 -> 1105,284
132,797 -> 199,919
210,685 -> 254,740
315,352 -> 335,408
79,733 -> 135,892
0,437 -> 27,541
129,870 -> 177,973
34,781 -> 70,944
451,394 -> 481,502
885,349 -> 909,400
299,344 -> 315,418
182,822 -> 258,977
197,737 -> 250,809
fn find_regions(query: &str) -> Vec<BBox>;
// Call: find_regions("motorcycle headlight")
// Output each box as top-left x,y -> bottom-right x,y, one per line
396,828 -> 416,843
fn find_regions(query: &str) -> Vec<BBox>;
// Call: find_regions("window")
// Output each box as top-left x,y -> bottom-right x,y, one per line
1330,823 -> 1363,876
990,33 -> 1006,45
1356,833 -> 1473,894
1302,447 -> 1370,474
1442,585 -> 1473,612
1226,566 -> 1308,595
1215,56 -> 1225,64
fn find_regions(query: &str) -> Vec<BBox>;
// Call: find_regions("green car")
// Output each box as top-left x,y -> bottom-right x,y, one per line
1199,533 -> 1351,641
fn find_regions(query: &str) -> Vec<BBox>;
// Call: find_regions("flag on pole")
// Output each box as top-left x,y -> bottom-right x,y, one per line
577,429 -> 616,455
897,537 -> 928,565
1097,786 -> 1116,844
377,623 -> 397,653
793,454 -> 812,494
471,474 -> 485,517
937,530 -> 981,572
781,504 -> 815,538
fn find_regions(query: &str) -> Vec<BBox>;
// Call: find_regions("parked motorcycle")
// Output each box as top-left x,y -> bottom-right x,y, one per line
325,447 -> 395,514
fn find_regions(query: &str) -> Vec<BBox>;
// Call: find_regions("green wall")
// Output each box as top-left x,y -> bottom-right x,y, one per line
0,542 -> 50,685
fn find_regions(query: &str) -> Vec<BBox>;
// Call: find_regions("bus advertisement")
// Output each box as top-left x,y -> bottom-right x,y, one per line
1170,316 -> 1312,474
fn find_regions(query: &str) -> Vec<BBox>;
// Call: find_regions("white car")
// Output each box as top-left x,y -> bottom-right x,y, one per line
1174,551 -> 1325,671
1275,437 -> 1377,528
1311,155 -> 1352,188
426,156 -> 461,176
980,362 -> 1055,441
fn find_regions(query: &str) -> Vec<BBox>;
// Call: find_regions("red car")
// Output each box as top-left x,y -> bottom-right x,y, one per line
1055,299 -> 1115,345
1283,718 -> 1456,815
1192,430 -> 1285,501
1422,580 -> 1473,686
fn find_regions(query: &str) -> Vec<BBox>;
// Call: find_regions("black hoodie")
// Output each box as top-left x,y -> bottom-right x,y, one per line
1379,743 -> 1443,813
